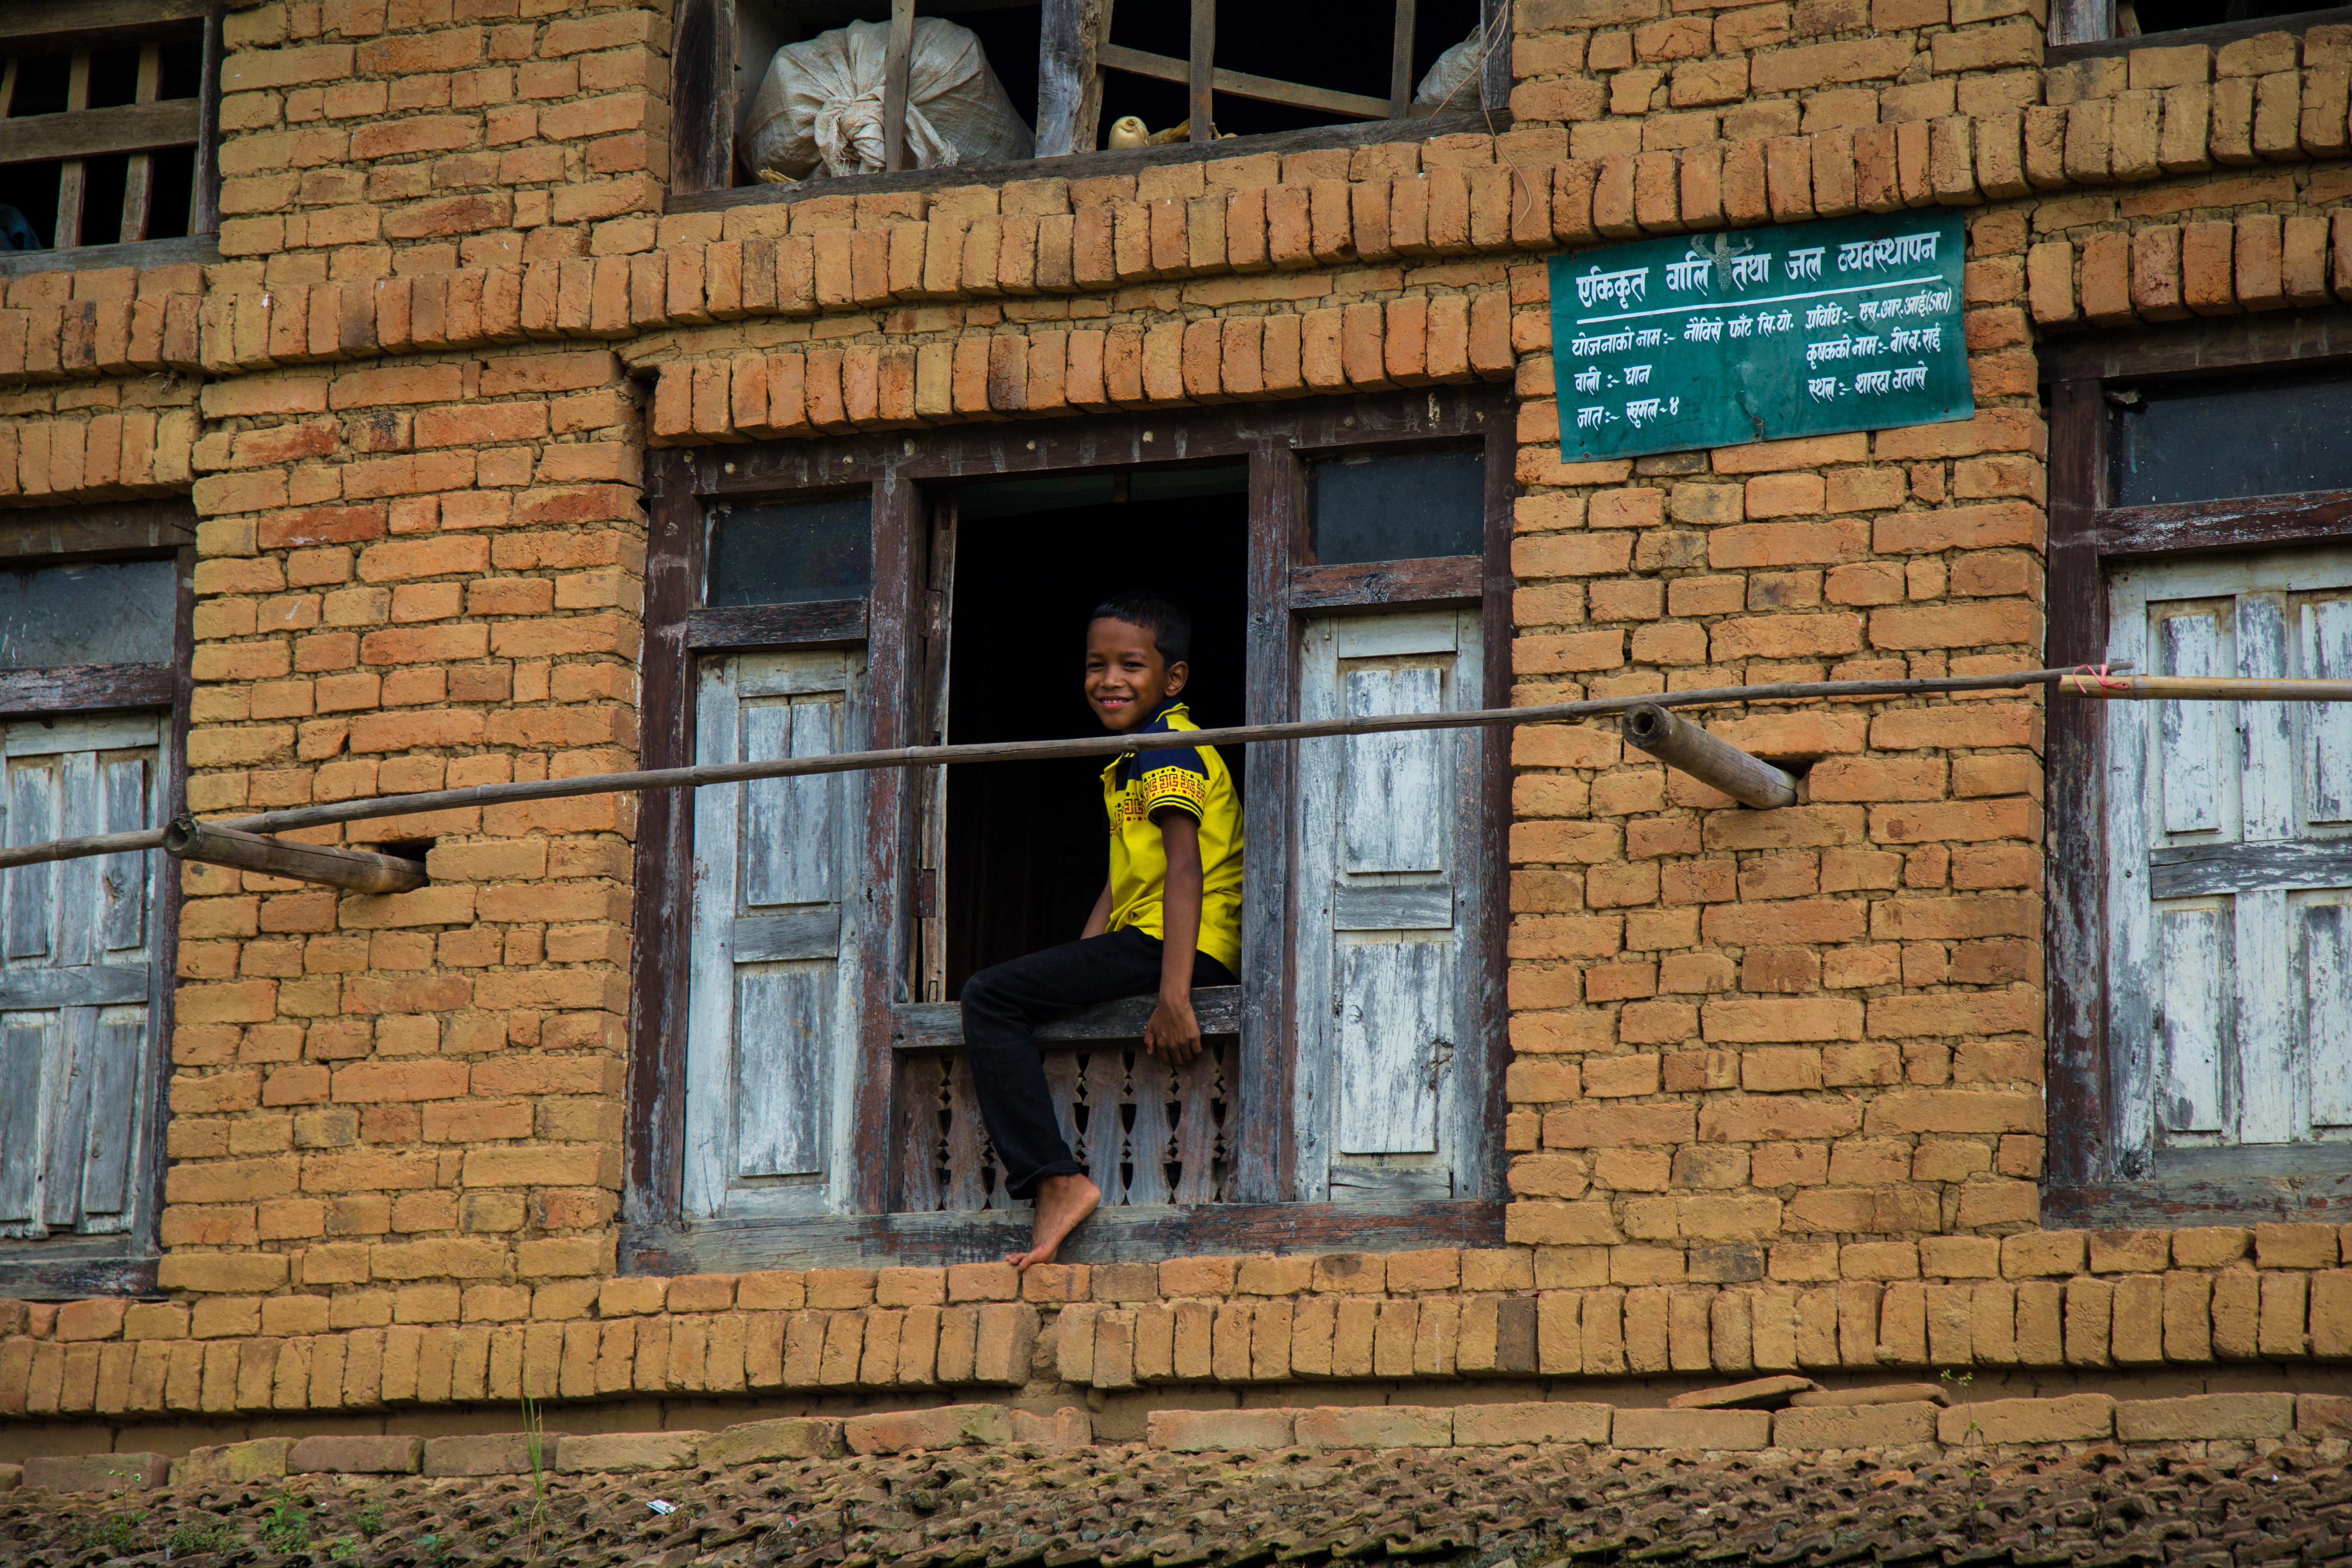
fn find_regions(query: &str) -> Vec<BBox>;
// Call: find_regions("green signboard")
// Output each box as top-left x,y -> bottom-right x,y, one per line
1547,211 -> 1973,462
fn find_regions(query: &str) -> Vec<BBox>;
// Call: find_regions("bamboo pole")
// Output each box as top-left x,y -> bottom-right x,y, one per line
2057,672 -> 2352,701
0,664 -> 2173,873
1621,704 -> 1799,808
162,818 -> 429,895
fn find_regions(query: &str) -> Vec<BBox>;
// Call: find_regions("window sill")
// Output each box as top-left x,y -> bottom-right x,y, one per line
0,233 -> 220,279
0,1246 -> 159,1301
891,986 -> 1244,1051
2045,1158 -> 2352,1227
2046,5 -> 2352,64
623,1198 -> 1505,1272
668,110 -> 1513,218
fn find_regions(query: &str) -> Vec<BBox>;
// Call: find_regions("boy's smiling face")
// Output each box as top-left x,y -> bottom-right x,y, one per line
1084,616 -> 1188,734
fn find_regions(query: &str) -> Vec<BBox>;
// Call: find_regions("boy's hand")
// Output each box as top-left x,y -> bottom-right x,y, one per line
1145,992 -> 1204,1066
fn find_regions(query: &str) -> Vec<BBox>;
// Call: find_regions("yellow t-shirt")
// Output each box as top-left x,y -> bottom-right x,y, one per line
1099,701 -> 1244,974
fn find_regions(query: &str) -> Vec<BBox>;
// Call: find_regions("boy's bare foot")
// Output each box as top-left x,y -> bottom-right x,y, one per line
1008,1173 -> 1100,1271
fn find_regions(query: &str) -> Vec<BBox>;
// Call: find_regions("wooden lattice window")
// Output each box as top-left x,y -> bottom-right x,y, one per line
0,1 -> 222,257
674,0 -> 1508,196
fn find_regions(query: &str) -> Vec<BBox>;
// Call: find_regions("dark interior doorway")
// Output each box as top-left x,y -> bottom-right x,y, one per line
941,465 -> 1250,998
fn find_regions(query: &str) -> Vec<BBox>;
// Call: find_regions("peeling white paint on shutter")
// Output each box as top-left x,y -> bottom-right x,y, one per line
0,714 -> 159,1237
684,651 -> 866,1219
2107,554 -> 2352,1167
1294,610 -> 1482,1202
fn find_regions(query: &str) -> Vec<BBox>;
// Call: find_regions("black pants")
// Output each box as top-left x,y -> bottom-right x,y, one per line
960,927 -> 1237,1200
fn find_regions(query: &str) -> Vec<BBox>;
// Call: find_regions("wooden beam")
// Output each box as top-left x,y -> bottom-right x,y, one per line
1389,0 -> 1416,117
893,986 -> 1243,1050
882,0 -> 916,172
0,499 -> 197,558
0,98 -> 202,168
1621,703 -> 1799,809
685,599 -> 869,650
1095,43 -> 1390,122
671,107 -> 1507,209
162,818 -> 429,894
1187,0 -> 1213,141
0,663 -> 175,719
0,0 -> 208,50
1289,555 -> 1481,611
621,1197 -> 1507,1271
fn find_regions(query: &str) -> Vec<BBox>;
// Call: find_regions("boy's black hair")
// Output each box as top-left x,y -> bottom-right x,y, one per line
1089,591 -> 1191,667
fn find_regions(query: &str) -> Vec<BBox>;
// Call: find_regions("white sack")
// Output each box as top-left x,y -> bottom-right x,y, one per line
740,18 -> 1034,181
1414,27 -> 1486,114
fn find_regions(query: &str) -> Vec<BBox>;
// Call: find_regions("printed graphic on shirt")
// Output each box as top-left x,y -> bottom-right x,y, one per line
1097,700 -> 1245,974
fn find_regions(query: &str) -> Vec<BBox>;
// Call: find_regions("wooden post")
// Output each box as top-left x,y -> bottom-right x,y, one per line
57,50 -> 91,248
1389,0 -> 1417,118
1621,703 -> 1799,809
162,818 -> 429,894
1187,0 -> 1214,141
1035,0 -> 1109,156
1476,0 -> 1508,111
119,44 -> 161,242
882,0 -> 916,172
193,1 -> 225,235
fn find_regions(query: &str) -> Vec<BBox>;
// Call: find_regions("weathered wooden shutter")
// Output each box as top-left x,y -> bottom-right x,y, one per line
2107,555 -> 2352,1164
0,715 -> 159,1237
1294,609 -> 1485,1201
685,651 -> 867,1219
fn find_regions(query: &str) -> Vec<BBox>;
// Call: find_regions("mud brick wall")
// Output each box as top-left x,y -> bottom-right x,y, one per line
0,0 -> 2347,1433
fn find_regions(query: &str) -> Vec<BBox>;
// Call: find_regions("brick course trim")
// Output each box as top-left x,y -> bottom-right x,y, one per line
0,1235 -> 2347,1416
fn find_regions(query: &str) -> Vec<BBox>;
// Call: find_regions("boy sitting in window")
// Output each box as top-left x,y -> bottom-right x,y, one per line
961,593 -> 1245,1269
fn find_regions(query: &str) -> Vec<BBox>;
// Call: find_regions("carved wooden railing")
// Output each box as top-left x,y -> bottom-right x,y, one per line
890,987 -> 1241,1212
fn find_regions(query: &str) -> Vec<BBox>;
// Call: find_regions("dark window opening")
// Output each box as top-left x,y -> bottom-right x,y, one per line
715,0 -> 1494,188
0,33 -> 209,253
2107,365 -> 2352,508
1309,445 -> 1485,564
0,558 -> 177,670
1098,0 -> 1483,145
705,495 -> 874,607
940,468 -> 1249,998
2120,0 -> 2328,32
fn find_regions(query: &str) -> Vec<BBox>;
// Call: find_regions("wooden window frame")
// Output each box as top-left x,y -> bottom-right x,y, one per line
2042,305 -> 2352,1227
625,387 -> 1515,1272
2045,2 -> 2352,55
670,0 -> 1510,204
0,500 -> 195,1297
0,0 -> 225,273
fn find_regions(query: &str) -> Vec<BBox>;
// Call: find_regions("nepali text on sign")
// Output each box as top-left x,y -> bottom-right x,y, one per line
1546,212 -> 1973,462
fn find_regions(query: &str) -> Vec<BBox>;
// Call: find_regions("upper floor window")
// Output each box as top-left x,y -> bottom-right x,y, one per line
0,1 -> 220,260
677,0 -> 1506,197
2045,340 -> 2352,1216
0,504 -> 192,1292
629,392 -> 1513,1265
2049,0 -> 2351,49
